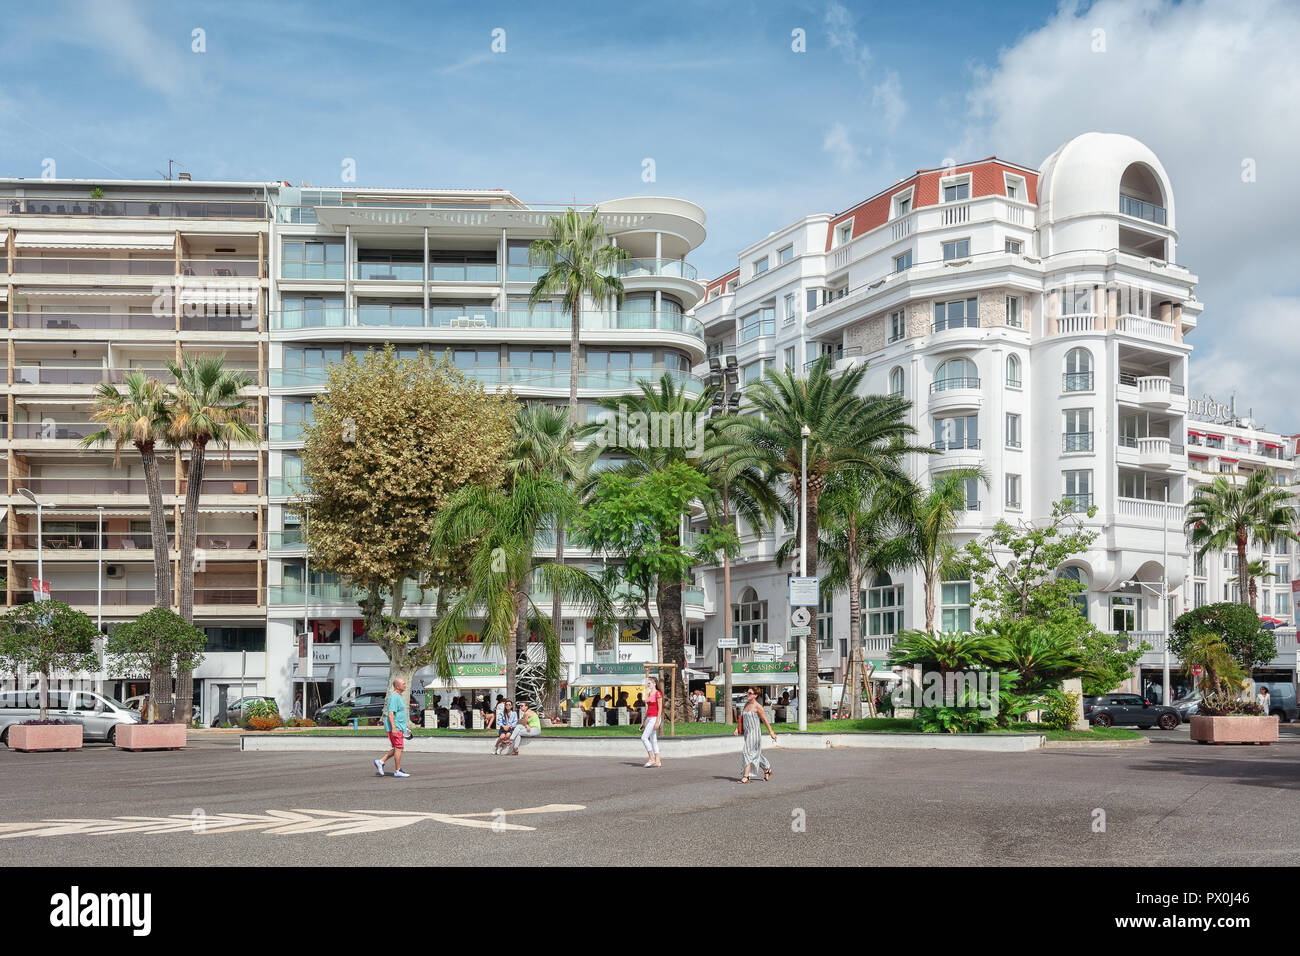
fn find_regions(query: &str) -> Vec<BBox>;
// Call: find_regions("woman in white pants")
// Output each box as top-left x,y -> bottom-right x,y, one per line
640,676 -> 663,767
508,700 -> 542,755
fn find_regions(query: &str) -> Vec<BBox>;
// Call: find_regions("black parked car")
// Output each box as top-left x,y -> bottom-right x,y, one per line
313,691 -> 421,726
1084,693 -> 1180,729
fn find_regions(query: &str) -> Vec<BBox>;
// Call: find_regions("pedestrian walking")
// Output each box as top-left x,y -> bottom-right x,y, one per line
640,676 -> 663,768
292,695 -> 303,720
733,686 -> 776,784
507,700 -> 541,755
1258,684 -> 1271,713
374,677 -> 410,778
493,699 -> 518,754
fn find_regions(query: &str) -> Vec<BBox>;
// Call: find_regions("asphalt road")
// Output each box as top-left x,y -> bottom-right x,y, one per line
2,732 -> 1296,866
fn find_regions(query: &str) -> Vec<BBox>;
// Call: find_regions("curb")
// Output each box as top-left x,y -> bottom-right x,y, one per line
1042,736 -> 1151,750
240,731 -> 1047,756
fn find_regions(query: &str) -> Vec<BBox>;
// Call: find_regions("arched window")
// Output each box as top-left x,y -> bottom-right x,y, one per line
934,357 -> 977,392
1057,566 -> 1089,620
732,586 -> 767,645
863,572 -> 904,637
1006,354 -> 1022,388
888,366 -> 904,397
1064,348 -> 1093,392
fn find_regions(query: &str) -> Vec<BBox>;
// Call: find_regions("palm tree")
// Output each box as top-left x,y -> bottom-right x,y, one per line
505,404 -> 584,706
1245,558 -> 1275,612
711,357 -> 927,705
580,375 -> 738,718
1181,630 -> 1244,697
528,208 -> 630,684
167,354 -> 256,722
814,466 -> 918,714
527,207 -> 629,427
1186,470 -> 1298,608
904,468 -> 988,634
431,472 -> 612,703
83,373 -> 173,722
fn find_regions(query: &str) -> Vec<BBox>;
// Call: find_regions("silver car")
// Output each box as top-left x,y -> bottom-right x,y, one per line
0,689 -> 140,745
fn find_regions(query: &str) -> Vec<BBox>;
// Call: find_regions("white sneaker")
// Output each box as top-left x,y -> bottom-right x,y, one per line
393,770 -> 410,778
374,759 -> 385,776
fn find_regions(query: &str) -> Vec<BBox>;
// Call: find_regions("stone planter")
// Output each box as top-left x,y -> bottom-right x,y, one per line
8,723 -> 83,752
115,723 -> 187,752
1190,715 -> 1278,745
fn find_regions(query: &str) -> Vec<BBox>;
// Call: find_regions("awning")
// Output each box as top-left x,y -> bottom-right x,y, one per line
1189,453 -> 1208,460
1220,457 -> 1238,463
15,231 -> 174,250
1262,442 -> 1282,450
1187,430 -> 1203,437
292,663 -> 334,679
177,287 -> 258,304
18,288 -> 155,297
1206,434 -> 1225,440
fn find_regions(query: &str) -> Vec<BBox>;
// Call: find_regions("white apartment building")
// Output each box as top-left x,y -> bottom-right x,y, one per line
0,181 -> 709,720
690,132 -> 1215,693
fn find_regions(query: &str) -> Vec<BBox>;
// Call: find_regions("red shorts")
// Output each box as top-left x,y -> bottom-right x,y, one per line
387,731 -> 404,749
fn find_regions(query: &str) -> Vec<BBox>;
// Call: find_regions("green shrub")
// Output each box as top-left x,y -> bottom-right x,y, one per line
912,706 -> 1000,734
1199,692 -> 1265,717
327,706 -> 352,726
286,717 -> 316,728
1041,690 -> 1081,730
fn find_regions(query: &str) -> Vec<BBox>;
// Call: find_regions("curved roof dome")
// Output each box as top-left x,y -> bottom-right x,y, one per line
1038,132 -> 1175,230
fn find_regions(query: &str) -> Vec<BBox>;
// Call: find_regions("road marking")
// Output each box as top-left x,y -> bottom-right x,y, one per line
0,804 -> 585,839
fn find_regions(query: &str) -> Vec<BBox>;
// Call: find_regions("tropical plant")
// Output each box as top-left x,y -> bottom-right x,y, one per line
904,468 -> 987,634
104,607 -> 207,723
1171,603 -> 1276,677
0,601 -> 99,721
711,357 -> 927,706
294,347 -> 516,703
813,466 -> 917,715
1042,689 -> 1082,731
1185,470 -> 1298,608
1244,558 -> 1274,611
83,373 -> 174,613
431,471 -> 613,702
527,207 -> 629,426
989,618 -> 1087,695
1179,629 -> 1245,697
887,629 -> 1007,674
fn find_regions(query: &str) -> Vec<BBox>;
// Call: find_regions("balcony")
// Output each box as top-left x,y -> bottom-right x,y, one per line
270,365 -> 706,396
267,477 -> 309,497
267,530 -> 306,551
14,587 -> 260,607
11,312 -> 175,332
1116,314 -> 1175,343
353,261 -> 425,282
932,438 -> 981,452
613,258 -> 698,281
1115,497 -> 1180,522
1119,195 -> 1167,225
1062,494 -> 1094,513
1117,372 -> 1184,408
1054,313 -> 1097,335
270,307 -> 704,340
179,259 -> 261,278
929,377 -> 982,413
1063,432 -> 1094,453
11,257 -> 174,277
1062,372 -> 1094,393
4,197 -> 266,219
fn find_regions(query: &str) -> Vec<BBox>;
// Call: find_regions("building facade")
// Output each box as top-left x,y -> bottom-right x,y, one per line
690,133 -> 1249,695
0,181 -> 708,721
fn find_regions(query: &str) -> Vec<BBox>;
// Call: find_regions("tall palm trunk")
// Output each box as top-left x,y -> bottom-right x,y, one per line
1236,534 -> 1250,607
549,528 -> 564,712
175,437 -> 207,723
845,520 -> 861,718
798,482 -> 823,717
721,480 -> 733,724
656,577 -> 689,722
924,566 -> 938,635
508,584 -> 526,703
139,440 -> 173,724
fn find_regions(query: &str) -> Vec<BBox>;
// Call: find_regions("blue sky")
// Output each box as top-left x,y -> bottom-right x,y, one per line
2,0 -> 1297,424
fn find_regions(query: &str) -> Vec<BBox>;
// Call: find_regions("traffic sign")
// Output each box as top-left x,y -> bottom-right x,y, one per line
717,638 -> 739,649
791,606 -> 812,628
789,577 -> 819,606
789,625 -> 812,637
753,642 -> 783,655
1191,665 -> 1203,676
30,578 -> 50,602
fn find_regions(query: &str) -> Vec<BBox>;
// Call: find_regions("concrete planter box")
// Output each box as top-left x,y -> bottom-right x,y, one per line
116,723 -> 187,751
8,723 -> 83,752
1190,715 -> 1278,745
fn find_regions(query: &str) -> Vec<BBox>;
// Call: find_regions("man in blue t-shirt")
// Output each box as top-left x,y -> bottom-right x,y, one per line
374,677 -> 410,779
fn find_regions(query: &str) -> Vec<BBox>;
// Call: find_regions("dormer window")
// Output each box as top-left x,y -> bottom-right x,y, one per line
942,179 -> 970,203
892,188 -> 914,218
1004,173 -> 1026,201
836,222 -> 854,246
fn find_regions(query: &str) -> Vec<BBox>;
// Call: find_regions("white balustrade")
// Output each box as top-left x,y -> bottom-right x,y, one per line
1056,313 -> 1096,333
1117,314 -> 1175,342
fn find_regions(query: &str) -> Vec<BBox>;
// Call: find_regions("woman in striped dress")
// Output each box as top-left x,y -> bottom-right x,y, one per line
733,687 -> 777,783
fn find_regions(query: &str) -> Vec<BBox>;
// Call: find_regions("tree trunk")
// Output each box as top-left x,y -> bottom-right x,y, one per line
925,566 -> 938,635
846,534 -> 861,719
568,302 -> 581,426
174,439 -> 207,722
802,487 -> 822,717
138,442 -> 173,611
149,645 -> 173,725
548,526 -> 565,712
1237,537 -> 1250,607
722,541 -> 733,724
656,577 -> 691,723
508,585 -> 527,703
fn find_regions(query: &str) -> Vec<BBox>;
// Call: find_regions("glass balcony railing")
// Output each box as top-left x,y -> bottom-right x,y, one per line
267,476 -> 310,497
1119,195 -> 1167,225
179,259 -> 261,278
271,308 -> 703,339
353,261 -> 424,281
12,257 -> 174,276
267,530 -> 306,550
281,262 -> 346,280
268,423 -> 307,442
614,258 -> 698,281
268,582 -> 436,605
11,312 -> 175,331
4,197 -> 266,219
271,365 -> 705,394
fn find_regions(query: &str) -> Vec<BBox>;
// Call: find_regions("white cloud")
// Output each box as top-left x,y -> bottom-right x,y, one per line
824,2 -> 871,80
823,122 -> 864,172
955,0 -> 1300,429
872,70 -> 906,133
68,0 -> 197,98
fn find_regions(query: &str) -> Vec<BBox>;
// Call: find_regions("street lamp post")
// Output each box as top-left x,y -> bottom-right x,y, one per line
706,357 -> 741,723
97,505 -> 104,696
1161,486 -> 1170,704
799,423 -> 810,732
